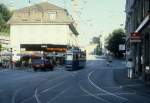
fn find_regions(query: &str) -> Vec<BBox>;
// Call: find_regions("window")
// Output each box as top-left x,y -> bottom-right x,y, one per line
49,12 -> 56,20
67,54 -> 73,61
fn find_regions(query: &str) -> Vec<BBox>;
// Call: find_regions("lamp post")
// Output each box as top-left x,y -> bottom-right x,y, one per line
10,48 -> 13,69
99,34 -> 102,55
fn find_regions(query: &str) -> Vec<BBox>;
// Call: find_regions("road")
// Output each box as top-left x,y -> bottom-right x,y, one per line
0,55 -> 150,103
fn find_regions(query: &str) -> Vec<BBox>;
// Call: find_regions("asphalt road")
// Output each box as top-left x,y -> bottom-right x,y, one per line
0,56 -> 150,103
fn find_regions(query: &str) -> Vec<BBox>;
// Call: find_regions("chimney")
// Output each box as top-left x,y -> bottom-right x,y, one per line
28,0 -> 31,6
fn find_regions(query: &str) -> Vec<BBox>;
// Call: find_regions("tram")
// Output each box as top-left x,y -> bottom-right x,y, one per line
65,49 -> 86,70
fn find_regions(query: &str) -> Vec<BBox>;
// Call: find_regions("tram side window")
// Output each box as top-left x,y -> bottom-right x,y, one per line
73,54 -> 79,61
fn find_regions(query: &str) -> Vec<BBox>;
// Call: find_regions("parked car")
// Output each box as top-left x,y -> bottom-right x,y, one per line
31,59 -> 54,71
44,59 -> 54,70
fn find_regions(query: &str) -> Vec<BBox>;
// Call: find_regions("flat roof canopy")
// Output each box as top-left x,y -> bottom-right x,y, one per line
20,44 -> 67,52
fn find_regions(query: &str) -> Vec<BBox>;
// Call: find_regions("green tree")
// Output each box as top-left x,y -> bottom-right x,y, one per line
0,3 -> 11,33
105,28 -> 125,57
0,44 -> 1,51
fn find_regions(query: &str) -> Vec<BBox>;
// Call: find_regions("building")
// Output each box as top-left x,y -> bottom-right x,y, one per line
0,35 -> 10,51
125,0 -> 150,80
0,35 -> 11,64
8,2 -> 79,61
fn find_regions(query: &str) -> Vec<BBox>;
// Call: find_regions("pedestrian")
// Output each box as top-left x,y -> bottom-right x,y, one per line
106,54 -> 112,66
127,58 -> 133,78
29,58 -> 32,68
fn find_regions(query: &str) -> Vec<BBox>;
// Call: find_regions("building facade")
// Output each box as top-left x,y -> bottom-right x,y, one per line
8,2 -> 79,61
0,35 -> 10,51
125,0 -> 150,80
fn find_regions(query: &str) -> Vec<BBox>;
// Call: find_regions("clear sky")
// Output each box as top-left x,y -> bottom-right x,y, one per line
0,0 -> 126,47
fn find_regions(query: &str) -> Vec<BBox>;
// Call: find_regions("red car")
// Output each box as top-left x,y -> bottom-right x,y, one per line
32,59 -> 54,71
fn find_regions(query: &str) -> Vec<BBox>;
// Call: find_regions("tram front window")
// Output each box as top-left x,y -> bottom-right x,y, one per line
66,54 -> 73,61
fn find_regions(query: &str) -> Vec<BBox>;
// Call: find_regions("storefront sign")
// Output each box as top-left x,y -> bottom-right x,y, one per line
47,48 -> 66,52
130,32 -> 141,43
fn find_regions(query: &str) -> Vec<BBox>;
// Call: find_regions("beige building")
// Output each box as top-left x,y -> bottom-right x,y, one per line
8,2 -> 79,61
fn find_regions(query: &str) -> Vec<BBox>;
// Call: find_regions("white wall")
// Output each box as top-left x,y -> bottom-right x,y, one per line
11,24 -> 68,45
10,24 -> 71,60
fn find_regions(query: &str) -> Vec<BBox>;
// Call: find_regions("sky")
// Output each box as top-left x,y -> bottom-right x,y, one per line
0,0 -> 126,47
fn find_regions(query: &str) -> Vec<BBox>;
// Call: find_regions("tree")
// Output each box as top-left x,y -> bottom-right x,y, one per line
0,3 -> 11,33
105,28 -> 125,57
0,44 -> 1,51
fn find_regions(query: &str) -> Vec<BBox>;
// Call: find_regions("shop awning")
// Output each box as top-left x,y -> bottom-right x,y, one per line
135,15 -> 150,33
20,44 -> 67,51
129,15 -> 150,43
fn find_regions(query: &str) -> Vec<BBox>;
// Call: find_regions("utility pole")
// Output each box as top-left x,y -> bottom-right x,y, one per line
10,48 -> 13,69
99,34 -> 102,55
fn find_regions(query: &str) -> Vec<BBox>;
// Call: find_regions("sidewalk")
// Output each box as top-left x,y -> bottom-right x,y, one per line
0,65 -> 65,72
113,66 -> 150,97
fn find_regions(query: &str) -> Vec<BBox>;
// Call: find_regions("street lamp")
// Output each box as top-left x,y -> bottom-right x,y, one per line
99,34 -> 102,55
10,48 -> 13,69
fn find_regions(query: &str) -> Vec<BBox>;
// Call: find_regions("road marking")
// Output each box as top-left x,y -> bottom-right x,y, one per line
79,84 -> 111,103
12,88 -> 23,103
88,70 -> 129,101
47,87 -> 71,103
80,91 -> 136,97
41,81 -> 65,94
20,74 -> 71,103
35,88 -> 41,103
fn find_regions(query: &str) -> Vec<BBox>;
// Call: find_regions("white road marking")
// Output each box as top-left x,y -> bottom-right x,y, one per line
20,74 -> 71,103
47,87 -> 71,103
41,81 -> 65,94
70,71 -> 78,77
35,88 -> 41,103
88,70 -> 129,101
79,84 -> 111,103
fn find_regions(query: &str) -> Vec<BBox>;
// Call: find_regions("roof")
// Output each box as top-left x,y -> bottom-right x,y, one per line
17,2 -> 65,12
8,2 -> 73,24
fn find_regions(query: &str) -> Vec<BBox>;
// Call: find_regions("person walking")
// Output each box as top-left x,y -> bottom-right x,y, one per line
127,58 -> 133,78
